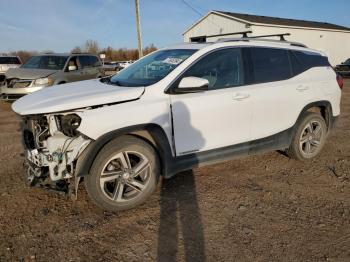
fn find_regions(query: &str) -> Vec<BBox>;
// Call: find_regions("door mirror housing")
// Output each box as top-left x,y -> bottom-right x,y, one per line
177,77 -> 209,93
68,65 -> 77,71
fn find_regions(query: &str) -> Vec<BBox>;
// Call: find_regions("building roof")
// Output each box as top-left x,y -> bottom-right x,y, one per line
215,11 -> 350,32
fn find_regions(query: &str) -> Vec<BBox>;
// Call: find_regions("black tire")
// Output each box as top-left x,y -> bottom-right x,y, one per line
85,135 -> 160,211
286,112 -> 327,161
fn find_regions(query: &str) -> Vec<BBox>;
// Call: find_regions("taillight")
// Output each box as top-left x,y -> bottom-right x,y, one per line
337,74 -> 344,89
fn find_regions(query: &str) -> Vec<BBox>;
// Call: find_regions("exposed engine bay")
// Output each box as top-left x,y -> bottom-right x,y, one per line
22,113 -> 91,196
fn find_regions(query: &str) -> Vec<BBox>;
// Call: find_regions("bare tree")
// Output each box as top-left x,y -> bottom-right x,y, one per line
84,40 -> 99,54
71,46 -> 82,53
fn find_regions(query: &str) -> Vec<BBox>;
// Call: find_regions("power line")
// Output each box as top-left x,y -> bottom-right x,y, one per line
180,0 -> 222,30
181,0 -> 203,17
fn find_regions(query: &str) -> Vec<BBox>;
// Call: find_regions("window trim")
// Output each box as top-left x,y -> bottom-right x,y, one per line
165,46 -> 246,94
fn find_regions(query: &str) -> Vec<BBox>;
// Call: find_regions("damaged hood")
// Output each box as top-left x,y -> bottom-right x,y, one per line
6,68 -> 56,79
12,79 -> 145,115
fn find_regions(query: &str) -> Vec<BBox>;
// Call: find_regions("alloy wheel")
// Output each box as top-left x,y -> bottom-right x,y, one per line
99,151 -> 151,202
299,120 -> 324,157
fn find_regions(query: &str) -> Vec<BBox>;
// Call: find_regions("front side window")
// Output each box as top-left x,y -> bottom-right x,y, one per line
182,48 -> 244,90
67,57 -> 79,70
250,47 -> 292,84
22,56 -> 68,70
109,49 -> 197,87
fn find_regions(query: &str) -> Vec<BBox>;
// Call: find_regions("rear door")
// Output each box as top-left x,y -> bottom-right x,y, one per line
246,47 -> 313,140
170,48 -> 253,155
79,55 -> 101,79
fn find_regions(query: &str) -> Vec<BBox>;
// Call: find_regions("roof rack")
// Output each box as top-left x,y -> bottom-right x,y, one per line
248,33 -> 291,41
190,31 -> 307,48
190,31 -> 252,43
216,33 -> 307,48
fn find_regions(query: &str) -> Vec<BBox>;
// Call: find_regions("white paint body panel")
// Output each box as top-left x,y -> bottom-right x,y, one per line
12,79 -> 145,115
170,86 -> 252,154
249,67 -> 339,140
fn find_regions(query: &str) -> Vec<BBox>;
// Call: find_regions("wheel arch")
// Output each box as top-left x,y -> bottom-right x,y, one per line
75,124 -> 174,178
297,100 -> 334,130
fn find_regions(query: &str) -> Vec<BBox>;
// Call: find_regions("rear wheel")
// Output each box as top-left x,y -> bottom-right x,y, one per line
286,112 -> 327,160
85,136 -> 160,211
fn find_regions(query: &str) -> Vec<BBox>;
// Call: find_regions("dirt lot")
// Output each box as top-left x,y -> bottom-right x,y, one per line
0,81 -> 349,262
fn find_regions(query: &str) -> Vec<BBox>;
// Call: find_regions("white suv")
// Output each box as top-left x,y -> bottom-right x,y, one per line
12,37 -> 342,211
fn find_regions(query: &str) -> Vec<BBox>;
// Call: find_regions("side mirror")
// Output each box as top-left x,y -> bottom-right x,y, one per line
68,65 -> 77,71
177,77 -> 209,93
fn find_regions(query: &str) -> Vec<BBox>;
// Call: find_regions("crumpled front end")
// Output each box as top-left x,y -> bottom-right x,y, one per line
22,113 -> 91,195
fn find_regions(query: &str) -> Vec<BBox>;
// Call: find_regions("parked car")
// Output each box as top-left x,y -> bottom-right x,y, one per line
118,60 -> 133,70
335,58 -> 350,77
12,38 -> 342,211
0,55 -> 22,85
103,61 -> 119,71
0,53 -> 103,101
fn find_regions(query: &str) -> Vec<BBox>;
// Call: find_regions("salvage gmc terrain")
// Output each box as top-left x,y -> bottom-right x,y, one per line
12,35 -> 342,211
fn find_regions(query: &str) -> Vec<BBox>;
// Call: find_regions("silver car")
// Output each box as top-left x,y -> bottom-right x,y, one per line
0,53 -> 103,101
0,55 -> 22,85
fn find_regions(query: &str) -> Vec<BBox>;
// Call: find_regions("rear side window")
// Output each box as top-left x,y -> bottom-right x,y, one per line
250,47 -> 292,84
89,56 -> 102,67
79,56 -> 101,68
0,57 -> 21,64
183,48 -> 244,90
291,50 -> 330,76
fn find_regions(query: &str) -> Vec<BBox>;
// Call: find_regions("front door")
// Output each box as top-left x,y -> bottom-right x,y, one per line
170,48 -> 253,156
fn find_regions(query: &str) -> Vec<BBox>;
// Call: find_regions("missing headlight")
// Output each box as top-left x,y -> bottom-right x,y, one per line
59,114 -> 81,137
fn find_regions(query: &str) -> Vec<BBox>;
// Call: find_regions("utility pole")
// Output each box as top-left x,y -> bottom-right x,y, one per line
135,0 -> 143,58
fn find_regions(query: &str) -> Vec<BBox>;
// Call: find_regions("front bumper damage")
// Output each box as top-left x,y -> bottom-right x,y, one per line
22,113 -> 91,198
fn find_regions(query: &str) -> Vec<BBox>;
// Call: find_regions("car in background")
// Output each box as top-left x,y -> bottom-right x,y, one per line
0,53 -> 103,101
118,60 -> 134,70
0,55 -> 22,85
335,58 -> 350,77
103,61 -> 119,71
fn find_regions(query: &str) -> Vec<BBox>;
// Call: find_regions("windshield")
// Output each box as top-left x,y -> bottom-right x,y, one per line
22,56 -> 68,70
109,49 -> 197,87
0,57 -> 21,64
345,58 -> 350,64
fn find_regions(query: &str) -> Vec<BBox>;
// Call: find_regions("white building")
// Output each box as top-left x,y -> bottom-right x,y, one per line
183,11 -> 350,65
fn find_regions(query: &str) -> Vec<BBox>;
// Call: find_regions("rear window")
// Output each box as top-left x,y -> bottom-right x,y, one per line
250,47 -> 292,84
0,57 -> 21,65
79,56 -> 101,68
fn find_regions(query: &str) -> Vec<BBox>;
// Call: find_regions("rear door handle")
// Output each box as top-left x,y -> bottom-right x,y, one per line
296,85 -> 309,91
233,93 -> 250,101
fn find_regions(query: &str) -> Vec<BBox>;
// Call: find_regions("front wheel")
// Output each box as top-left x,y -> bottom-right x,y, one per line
85,135 -> 160,211
286,112 -> 327,161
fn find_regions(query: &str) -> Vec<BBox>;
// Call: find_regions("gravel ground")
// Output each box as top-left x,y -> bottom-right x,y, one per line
0,80 -> 349,262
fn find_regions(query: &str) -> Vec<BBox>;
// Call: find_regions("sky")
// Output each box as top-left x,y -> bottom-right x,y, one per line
0,0 -> 349,52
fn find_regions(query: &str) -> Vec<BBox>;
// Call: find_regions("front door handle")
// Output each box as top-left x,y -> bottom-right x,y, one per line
233,93 -> 250,101
296,85 -> 309,91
